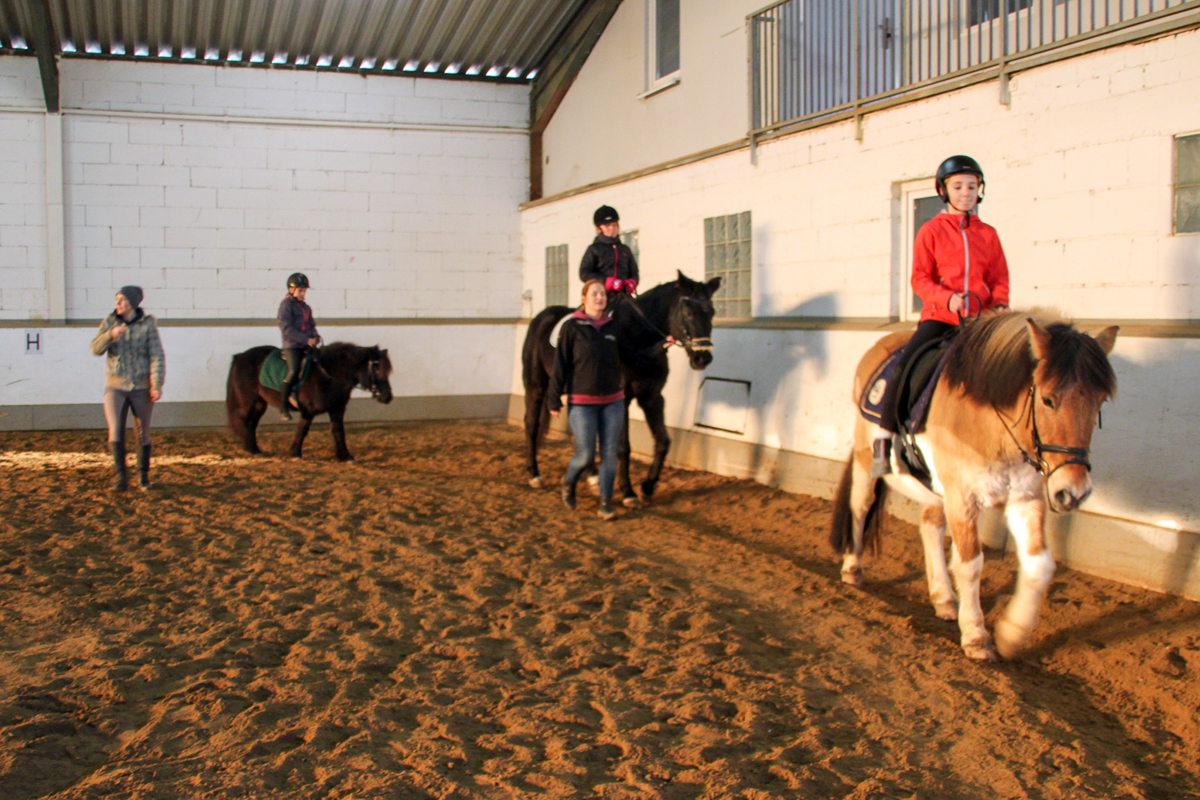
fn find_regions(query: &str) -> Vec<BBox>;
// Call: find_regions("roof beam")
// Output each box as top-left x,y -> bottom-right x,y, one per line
528,0 -> 622,199
27,0 -> 60,112
530,0 -> 621,134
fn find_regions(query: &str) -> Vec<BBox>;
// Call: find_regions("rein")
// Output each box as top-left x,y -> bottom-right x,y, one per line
995,382 -> 1093,508
618,294 -> 713,353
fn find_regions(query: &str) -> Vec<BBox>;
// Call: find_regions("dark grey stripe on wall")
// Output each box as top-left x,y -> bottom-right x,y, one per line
0,395 -> 510,432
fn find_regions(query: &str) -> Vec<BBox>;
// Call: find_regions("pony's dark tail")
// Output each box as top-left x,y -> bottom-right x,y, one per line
829,455 -> 885,557
226,355 -> 247,440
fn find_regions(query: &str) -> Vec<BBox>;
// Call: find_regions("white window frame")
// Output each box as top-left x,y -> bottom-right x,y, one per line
898,179 -> 942,322
642,0 -> 680,98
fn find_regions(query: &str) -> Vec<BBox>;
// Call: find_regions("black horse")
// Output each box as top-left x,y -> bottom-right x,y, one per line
522,271 -> 722,505
226,342 -> 393,461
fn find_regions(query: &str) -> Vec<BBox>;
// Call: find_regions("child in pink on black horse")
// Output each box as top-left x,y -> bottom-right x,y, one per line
874,155 -> 1011,477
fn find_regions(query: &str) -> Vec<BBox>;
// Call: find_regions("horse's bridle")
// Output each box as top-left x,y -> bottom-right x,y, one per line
360,356 -> 387,399
997,382 -> 1094,505
620,293 -> 713,353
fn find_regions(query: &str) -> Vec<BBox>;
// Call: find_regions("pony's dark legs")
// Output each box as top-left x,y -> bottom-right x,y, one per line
328,407 -> 353,462
288,415 -> 314,459
635,390 -> 670,502
524,379 -> 548,487
242,396 -> 267,454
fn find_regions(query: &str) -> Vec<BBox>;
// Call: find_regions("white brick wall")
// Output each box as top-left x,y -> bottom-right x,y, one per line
521,27 -> 1200,533
0,58 -> 529,321
0,57 -> 48,318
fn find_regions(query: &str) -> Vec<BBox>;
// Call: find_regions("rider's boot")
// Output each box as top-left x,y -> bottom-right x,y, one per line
278,378 -> 296,421
870,435 -> 892,479
137,444 -> 152,490
110,441 -> 128,492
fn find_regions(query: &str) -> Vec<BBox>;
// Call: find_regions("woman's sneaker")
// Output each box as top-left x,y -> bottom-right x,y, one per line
598,497 -> 617,521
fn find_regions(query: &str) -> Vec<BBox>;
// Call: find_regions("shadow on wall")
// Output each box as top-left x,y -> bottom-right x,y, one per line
679,289 -> 840,487
1067,344 -> 1200,595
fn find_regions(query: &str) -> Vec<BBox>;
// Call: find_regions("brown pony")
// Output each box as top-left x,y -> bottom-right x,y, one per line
226,343 -> 393,462
830,311 -> 1118,660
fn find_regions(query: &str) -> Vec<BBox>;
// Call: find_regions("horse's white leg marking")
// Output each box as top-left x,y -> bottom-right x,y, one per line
919,504 -> 957,620
952,549 -> 996,661
995,498 -> 1054,659
840,459 -> 875,587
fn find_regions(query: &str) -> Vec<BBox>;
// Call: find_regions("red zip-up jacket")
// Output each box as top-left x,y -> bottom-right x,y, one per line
913,211 -> 1010,325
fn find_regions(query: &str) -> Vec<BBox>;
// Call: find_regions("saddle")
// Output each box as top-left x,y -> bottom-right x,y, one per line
259,348 -> 315,395
859,330 -> 957,483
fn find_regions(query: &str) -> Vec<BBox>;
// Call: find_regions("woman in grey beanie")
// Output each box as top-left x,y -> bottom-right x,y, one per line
90,286 -> 166,491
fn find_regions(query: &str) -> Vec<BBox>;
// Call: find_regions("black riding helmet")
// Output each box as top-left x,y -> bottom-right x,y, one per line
287,272 -> 310,290
935,155 -> 985,203
593,205 -> 619,227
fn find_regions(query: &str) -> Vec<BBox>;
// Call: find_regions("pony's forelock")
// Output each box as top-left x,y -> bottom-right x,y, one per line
943,309 -> 1115,408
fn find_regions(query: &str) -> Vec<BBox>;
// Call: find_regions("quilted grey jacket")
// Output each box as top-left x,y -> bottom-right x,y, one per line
90,310 -> 166,392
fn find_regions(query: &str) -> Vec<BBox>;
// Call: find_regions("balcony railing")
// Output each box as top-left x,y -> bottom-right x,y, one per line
749,0 -> 1199,136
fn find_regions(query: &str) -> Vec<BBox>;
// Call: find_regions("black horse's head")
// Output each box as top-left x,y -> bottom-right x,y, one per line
668,270 -> 722,370
358,346 -> 393,404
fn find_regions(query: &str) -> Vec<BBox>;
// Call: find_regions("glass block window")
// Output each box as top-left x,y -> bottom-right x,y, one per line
1175,133 -> 1200,235
545,244 -> 569,307
620,229 -> 639,263
704,211 -> 752,319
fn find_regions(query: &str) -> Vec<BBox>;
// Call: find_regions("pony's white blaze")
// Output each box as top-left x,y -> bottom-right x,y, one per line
830,312 -> 1117,661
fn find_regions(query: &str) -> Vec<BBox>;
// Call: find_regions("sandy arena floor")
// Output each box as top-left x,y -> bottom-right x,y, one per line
0,420 -> 1197,799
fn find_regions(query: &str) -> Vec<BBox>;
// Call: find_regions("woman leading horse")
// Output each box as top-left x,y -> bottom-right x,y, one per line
523,271 -> 721,506
831,310 -> 1117,661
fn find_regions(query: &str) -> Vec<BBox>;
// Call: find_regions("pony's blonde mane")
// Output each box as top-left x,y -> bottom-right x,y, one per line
943,308 -> 1115,409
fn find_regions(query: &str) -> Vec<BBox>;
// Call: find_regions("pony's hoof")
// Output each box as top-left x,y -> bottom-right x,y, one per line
529,476 -> 544,489
840,567 -> 863,587
994,618 -> 1031,660
622,496 -> 642,509
934,600 -> 959,621
962,639 -> 999,662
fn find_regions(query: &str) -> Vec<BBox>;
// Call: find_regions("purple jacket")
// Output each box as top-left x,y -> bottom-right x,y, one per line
278,295 -> 318,348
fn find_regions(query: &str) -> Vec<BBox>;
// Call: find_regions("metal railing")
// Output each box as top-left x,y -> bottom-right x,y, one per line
749,0 -> 1199,135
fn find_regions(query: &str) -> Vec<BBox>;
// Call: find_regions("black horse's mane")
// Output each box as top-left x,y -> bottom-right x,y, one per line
322,342 -> 393,377
942,310 -> 1116,409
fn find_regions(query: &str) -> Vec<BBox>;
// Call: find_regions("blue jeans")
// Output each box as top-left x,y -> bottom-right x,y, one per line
564,401 -> 625,500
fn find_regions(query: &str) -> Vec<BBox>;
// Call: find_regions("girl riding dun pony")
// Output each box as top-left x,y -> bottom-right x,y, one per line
831,310 -> 1117,661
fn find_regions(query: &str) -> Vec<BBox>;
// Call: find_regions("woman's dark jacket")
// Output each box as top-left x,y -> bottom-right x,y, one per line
547,311 -> 625,412
579,235 -> 639,284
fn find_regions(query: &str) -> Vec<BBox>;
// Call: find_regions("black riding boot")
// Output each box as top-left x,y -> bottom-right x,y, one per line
110,441 -> 128,492
561,480 -> 577,510
278,378 -> 296,420
137,444 -> 152,490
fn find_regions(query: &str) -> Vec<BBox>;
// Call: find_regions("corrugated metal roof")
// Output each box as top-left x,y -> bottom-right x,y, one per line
0,0 -> 591,81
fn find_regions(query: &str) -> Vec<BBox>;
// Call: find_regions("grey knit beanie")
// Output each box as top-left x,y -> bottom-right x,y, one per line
118,285 -> 143,308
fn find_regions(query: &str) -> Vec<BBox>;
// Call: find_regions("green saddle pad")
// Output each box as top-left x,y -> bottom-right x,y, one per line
259,348 -> 313,395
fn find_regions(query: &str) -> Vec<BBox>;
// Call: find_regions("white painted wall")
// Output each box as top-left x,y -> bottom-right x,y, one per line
519,27 -> 1200,535
0,59 -> 48,316
541,0 -> 757,194
0,56 -> 529,323
0,56 -> 529,408
2,323 -> 515,406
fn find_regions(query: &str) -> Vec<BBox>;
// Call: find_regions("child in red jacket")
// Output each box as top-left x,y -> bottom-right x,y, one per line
874,155 -> 1010,476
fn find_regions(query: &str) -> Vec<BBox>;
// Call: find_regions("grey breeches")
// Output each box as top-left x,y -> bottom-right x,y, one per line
103,389 -> 154,445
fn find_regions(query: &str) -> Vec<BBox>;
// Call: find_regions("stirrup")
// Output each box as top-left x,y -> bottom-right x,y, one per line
870,437 -> 892,479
